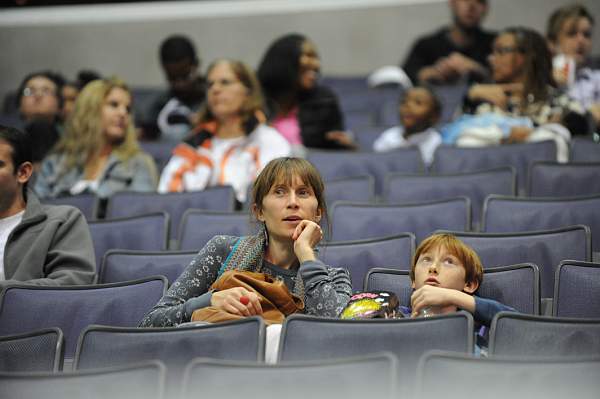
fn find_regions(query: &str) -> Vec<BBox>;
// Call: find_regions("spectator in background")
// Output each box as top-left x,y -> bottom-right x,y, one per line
0,125 -> 95,288
452,27 -> 590,161
258,33 -> 356,152
34,77 -> 157,201
159,59 -> 290,205
373,86 -> 442,166
17,70 -> 64,128
61,69 -> 102,122
547,3 -> 600,131
150,35 -> 206,142
402,0 -> 495,85
15,71 -> 65,164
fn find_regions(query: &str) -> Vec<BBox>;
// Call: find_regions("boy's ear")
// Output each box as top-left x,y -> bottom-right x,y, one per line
411,280 -> 415,289
463,280 -> 479,294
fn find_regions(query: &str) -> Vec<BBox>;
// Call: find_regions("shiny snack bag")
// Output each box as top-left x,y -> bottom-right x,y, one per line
340,291 -> 400,319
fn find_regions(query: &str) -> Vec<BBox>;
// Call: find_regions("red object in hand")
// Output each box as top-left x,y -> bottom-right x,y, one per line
239,296 -> 250,305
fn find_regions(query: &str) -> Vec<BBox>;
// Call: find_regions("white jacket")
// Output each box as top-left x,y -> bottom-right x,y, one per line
158,124 -> 291,202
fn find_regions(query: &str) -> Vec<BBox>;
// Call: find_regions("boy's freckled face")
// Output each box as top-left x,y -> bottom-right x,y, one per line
399,88 -> 437,133
412,244 -> 469,291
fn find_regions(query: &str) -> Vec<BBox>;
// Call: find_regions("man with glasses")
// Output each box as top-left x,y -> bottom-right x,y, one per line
16,70 -> 64,127
402,0 -> 495,85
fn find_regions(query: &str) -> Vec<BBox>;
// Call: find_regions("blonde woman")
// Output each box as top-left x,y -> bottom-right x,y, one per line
35,77 -> 157,199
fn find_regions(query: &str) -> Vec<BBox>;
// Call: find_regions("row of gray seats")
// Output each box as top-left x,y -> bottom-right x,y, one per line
1,259 -> 598,372
2,313 -> 600,399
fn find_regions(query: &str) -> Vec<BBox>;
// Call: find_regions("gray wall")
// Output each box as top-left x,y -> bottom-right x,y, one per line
1,0 -> 599,101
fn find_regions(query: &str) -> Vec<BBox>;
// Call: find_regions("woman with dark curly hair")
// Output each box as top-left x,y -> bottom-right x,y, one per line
257,33 -> 356,151
455,27 -> 590,161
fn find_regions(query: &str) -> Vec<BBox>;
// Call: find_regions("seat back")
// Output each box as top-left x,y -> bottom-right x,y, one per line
104,187 -> 236,240
482,194 -> 600,252
307,148 -> 424,195
553,260 -> 600,318
417,351 -> 600,399
0,328 -> 64,372
89,213 -> 169,277
384,168 -> 516,229
431,140 -> 557,192
438,226 -> 591,298
570,137 -> 600,162
42,194 -> 99,220
325,175 -> 376,206
318,234 -> 415,291
489,312 -> 600,357
528,162 -> 600,197
365,264 -> 539,314
331,198 -> 470,243
278,313 -> 473,396
99,249 -> 196,285
0,361 -> 166,399
182,353 -> 397,399
178,210 -> 255,251
0,277 -> 167,359
75,318 -> 265,398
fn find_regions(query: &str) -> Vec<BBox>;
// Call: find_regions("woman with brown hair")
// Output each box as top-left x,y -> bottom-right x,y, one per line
141,157 -> 352,327
158,59 -> 291,204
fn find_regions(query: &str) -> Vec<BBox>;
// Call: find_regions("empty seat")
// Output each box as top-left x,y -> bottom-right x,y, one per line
330,198 -> 470,243
0,277 -> 167,362
384,167 -> 515,229
417,350 -> 600,399
528,161 -> 600,197
75,318 -> 265,398
99,249 -> 197,285
318,234 -> 415,290
42,194 -> 99,220
178,210 -> 255,251
482,194 -> 600,252
553,260 -> 600,318
89,213 -> 170,277
307,148 -> 424,195
0,328 -> 63,372
181,353 -> 397,399
570,137 -> 600,162
324,175 -> 376,206
365,263 -> 539,314
437,226 -> 592,298
104,187 -> 236,240
431,140 -> 557,192
278,313 -> 473,396
489,312 -> 600,357
0,361 -> 166,399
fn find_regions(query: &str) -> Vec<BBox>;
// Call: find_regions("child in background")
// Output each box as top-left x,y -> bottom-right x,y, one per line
373,86 -> 442,166
404,233 -> 516,351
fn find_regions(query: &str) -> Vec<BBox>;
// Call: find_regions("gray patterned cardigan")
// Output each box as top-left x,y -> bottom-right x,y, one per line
139,235 -> 352,327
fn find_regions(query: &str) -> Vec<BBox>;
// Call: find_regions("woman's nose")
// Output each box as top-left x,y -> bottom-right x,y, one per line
287,192 -> 299,207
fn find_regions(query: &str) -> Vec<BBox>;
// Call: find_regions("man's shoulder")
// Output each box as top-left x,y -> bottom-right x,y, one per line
413,27 -> 451,47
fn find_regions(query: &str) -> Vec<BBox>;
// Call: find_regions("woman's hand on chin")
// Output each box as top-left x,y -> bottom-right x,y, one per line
292,220 -> 323,263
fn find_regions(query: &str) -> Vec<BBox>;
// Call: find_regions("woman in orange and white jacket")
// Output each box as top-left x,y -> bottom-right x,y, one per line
158,59 -> 291,204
